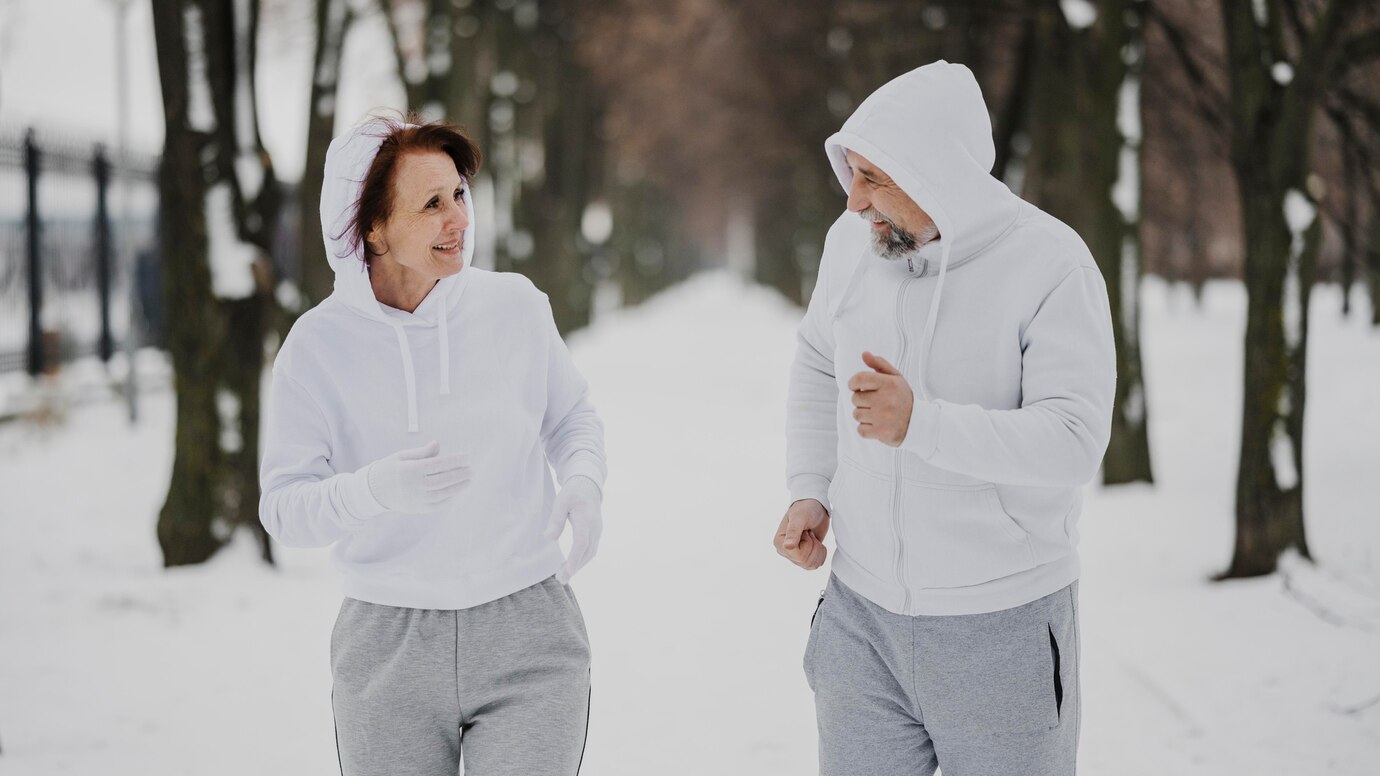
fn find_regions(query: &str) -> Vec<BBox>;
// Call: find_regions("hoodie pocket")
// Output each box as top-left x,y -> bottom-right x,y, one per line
828,458 -> 897,583
900,478 -> 1036,589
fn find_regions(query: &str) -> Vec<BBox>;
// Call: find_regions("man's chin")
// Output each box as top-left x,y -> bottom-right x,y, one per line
871,235 -> 917,261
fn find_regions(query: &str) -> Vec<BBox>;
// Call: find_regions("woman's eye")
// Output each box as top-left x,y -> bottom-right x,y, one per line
425,197 -> 439,209
453,189 -> 464,201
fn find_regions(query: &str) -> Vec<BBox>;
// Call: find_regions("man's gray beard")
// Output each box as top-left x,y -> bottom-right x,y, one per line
873,223 -> 918,260
869,218 -> 937,261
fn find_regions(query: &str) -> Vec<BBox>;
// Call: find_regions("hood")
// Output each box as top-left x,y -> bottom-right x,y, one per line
318,120 -> 479,432
824,60 -> 1020,273
320,121 -> 476,325
824,61 -> 1021,402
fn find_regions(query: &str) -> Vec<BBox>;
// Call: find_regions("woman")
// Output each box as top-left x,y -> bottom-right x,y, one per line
259,117 -> 605,775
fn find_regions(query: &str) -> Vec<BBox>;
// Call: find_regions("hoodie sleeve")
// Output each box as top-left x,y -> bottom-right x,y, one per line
785,258 -> 840,511
258,368 -> 387,548
537,297 -> 608,494
900,266 -> 1116,487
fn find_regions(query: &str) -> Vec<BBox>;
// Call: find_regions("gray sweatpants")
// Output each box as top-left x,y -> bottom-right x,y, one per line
804,574 -> 1080,776
331,576 -> 591,776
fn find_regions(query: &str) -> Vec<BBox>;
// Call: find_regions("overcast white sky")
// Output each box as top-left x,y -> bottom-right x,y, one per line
0,0 -> 407,180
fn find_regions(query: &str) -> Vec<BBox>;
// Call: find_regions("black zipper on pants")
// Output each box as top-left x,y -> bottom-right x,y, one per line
1049,624 -> 1064,717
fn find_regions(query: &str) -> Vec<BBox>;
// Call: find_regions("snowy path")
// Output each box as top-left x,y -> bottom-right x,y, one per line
1,273 -> 1378,774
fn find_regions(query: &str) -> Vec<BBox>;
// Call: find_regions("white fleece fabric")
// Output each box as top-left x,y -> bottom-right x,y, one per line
259,122 -> 607,610
788,61 -> 1116,616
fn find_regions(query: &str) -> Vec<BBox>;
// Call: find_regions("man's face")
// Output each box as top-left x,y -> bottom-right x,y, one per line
844,150 -> 939,260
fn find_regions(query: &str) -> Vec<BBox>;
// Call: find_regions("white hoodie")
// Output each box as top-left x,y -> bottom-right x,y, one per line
787,61 -> 1116,616
259,122 -> 607,610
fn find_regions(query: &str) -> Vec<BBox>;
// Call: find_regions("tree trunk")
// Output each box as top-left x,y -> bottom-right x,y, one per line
1223,166 -> 1314,576
1369,214 -> 1380,326
1024,0 -> 1154,484
298,0 -> 352,307
153,0 -> 279,566
513,2 -> 596,333
1339,128 -> 1359,316
1215,0 -> 1356,577
151,0 -> 227,566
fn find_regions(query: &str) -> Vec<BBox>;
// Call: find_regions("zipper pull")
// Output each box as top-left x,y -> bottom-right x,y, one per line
907,256 -> 914,273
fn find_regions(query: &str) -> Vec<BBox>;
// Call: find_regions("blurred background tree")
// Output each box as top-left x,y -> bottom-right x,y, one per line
151,0 -> 280,566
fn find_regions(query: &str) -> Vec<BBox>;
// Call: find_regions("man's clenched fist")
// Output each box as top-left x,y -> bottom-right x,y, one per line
774,498 -> 830,570
848,351 -> 913,447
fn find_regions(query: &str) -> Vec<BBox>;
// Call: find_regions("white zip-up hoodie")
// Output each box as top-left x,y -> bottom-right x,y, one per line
258,122 -> 607,610
787,61 -> 1116,616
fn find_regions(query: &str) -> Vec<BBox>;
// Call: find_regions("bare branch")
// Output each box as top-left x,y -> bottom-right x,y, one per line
1321,101 -> 1376,248
1335,85 -> 1380,133
379,0 -> 419,110
1336,27 -> 1380,74
1144,2 -> 1232,130
1326,92 -> 1380,222
1277,0 -> 1309,49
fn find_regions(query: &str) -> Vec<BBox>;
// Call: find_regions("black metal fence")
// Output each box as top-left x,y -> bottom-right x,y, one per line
0,129 -> 161,376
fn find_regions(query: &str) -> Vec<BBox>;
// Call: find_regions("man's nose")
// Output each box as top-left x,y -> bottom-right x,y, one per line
846,177 -> 869,213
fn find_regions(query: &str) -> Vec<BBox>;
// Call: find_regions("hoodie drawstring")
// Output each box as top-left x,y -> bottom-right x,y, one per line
914,242 -> 951,403
831,238 -> 950,402
437,306 -> 451,396
391,282 -> 459,432
391,323 -> 420,433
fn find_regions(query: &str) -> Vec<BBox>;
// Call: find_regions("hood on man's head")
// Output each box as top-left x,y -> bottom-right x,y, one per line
824,60 -> 1019,266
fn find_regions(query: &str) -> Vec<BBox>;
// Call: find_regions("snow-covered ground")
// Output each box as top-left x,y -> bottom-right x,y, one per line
1,273 -> 1378,774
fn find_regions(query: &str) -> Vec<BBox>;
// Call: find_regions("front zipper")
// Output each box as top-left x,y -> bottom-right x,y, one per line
892,274 -> 918,615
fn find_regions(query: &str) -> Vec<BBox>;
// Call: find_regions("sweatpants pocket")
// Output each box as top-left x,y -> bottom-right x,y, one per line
914,590 -> 1067,736
803,589 -> 826,691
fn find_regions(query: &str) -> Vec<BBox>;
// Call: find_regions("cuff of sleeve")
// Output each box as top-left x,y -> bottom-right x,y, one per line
788,474 -> 832,514
562,474 -> 603,504
336,465 -> 389,528
561,457 -> 606,499
900,399 -> 942,459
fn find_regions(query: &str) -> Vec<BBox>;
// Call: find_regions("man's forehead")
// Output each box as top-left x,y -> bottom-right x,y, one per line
844,149 -> 890,180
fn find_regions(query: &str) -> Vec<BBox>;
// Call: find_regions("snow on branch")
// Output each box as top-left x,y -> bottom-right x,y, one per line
1060,0 -> 1097,30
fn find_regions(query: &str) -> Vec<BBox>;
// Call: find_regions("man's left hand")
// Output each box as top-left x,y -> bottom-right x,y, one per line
848,351 -> 913,447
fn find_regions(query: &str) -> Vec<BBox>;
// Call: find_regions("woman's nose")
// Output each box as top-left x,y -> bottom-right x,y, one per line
448,198 -> 469,230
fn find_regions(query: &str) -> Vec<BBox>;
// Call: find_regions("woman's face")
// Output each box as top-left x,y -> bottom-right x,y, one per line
367,150 -> 469,279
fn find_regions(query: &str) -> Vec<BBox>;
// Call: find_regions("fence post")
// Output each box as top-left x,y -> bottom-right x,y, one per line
25,129 -> 42,377
95,144 -> 114,363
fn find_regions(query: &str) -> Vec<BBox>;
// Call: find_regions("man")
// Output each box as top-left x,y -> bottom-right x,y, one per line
774,60 -> 1115,775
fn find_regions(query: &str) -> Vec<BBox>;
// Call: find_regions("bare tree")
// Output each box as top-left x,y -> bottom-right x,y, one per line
152,0 -> 279,566
297,0 -> 354,307
1211,0 -> 1379,577
1020,0 -> 1155,484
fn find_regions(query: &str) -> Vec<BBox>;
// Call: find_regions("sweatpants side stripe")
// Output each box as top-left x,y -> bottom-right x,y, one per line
574,672 -> 592,775
331,688 -> 345,776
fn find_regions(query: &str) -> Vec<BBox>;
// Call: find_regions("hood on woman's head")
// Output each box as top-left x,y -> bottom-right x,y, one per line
319,117 -> 481,280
